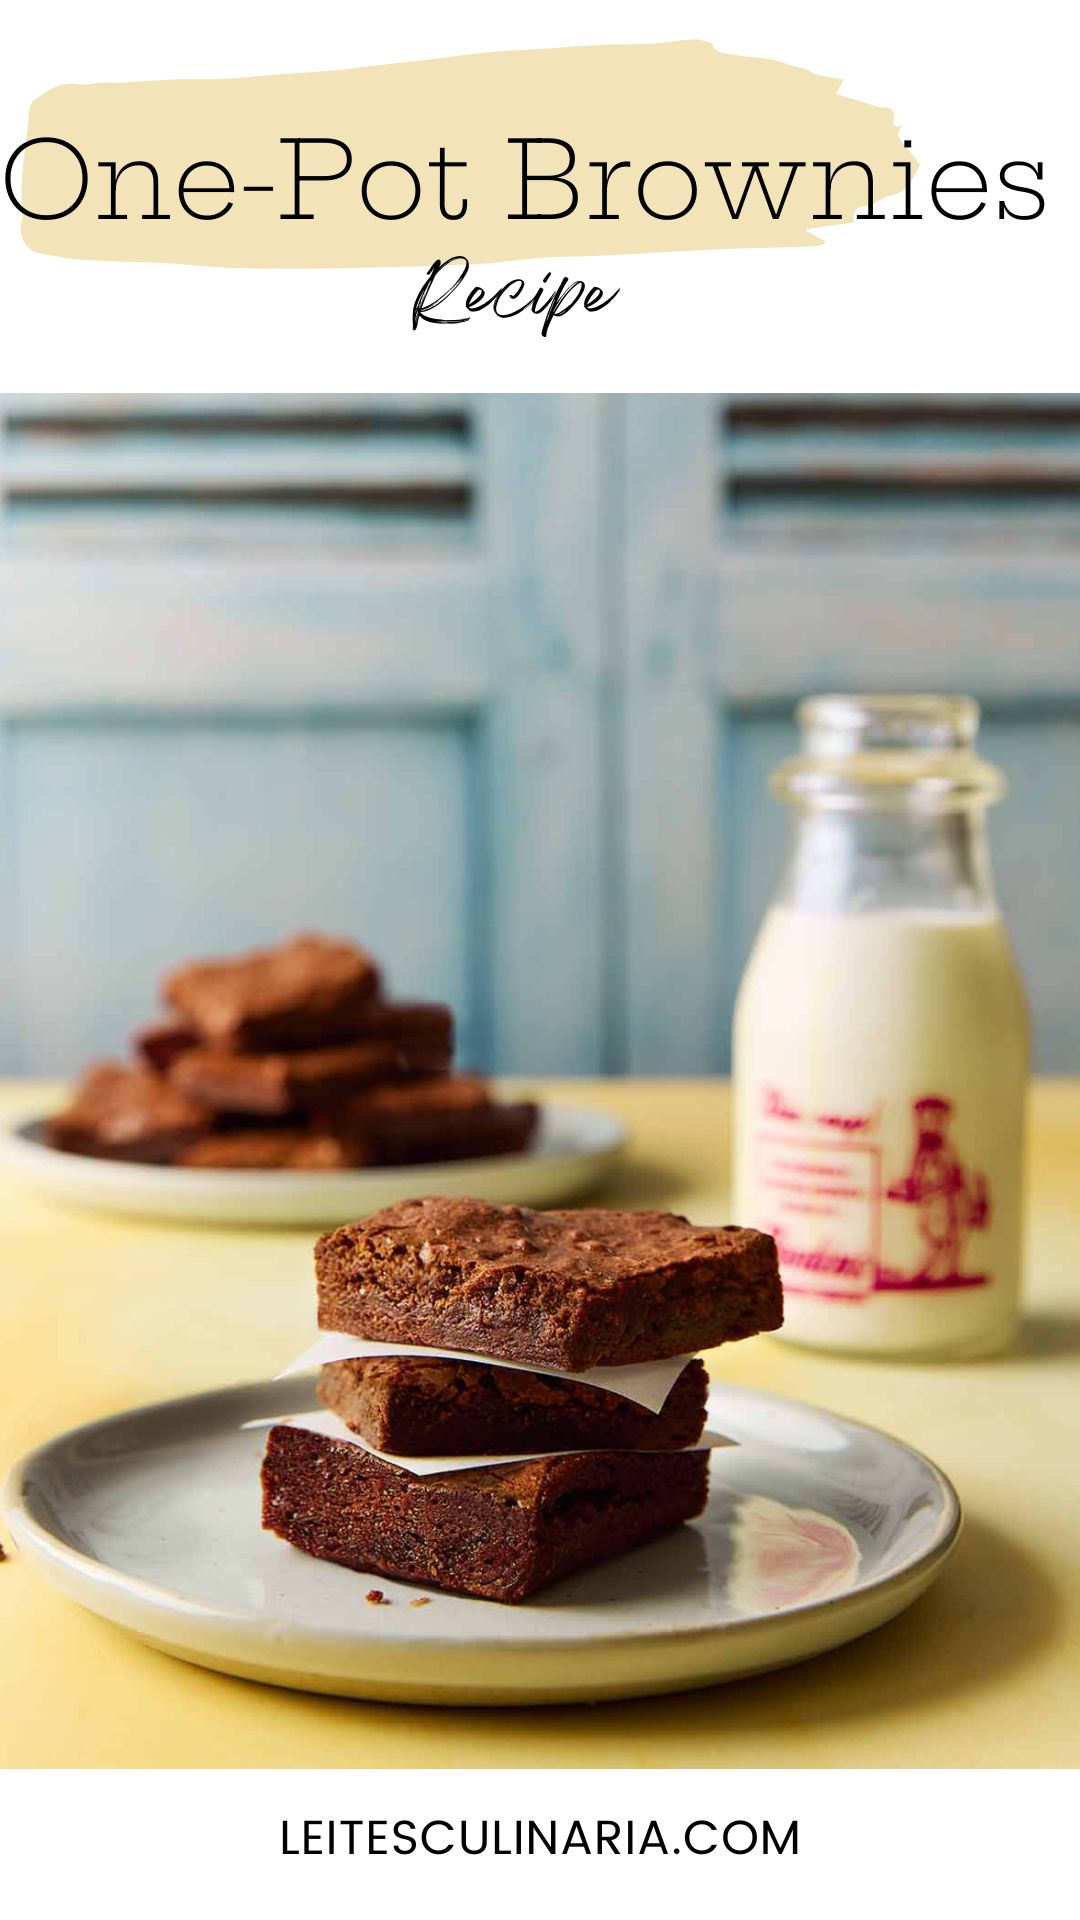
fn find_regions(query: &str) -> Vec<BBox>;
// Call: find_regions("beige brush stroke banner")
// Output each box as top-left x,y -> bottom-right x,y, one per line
20,41 -> 910,266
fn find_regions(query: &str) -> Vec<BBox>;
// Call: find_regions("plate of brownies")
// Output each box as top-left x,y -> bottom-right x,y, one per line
3,1199 -> 961,1704
2,934 -> 626,1224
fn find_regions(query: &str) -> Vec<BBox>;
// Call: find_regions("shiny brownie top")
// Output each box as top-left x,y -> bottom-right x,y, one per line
319,1196 -> 768,1288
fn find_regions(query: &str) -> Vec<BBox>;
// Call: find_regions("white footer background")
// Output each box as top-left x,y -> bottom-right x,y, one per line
6,1768 -> 1069,1916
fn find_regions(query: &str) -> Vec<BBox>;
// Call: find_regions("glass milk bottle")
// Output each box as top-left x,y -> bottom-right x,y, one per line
733,694 -> 1029,1359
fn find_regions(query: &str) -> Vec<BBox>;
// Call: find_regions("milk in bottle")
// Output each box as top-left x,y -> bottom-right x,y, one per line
733,695 -> 1029,1359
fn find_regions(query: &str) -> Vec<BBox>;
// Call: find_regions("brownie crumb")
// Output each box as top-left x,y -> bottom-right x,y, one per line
409,1596 -> 431,1608
0,1542 -> 6,1562
365,1587 -> 389,1605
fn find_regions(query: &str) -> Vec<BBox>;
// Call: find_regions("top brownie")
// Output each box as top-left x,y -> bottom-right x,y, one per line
316,1197 -> 782,1371
163,933 -> 380,1049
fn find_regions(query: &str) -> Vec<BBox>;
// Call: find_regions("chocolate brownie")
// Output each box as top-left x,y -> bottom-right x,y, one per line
141,999 -> 451,1070
168,1040 -> 413,1116
332,1076 -> 538,1165
134,1018 -> 197,1073
339,1073 -> 490,1119
163,933 -> 379,1048
318,1354 -> 709,1455
261,1423 -> 709,1602
316,1199 -> 783,1370
179,1127 -> 370,1171
350,1000 -> 454,1058
47,1062 -> 210,1164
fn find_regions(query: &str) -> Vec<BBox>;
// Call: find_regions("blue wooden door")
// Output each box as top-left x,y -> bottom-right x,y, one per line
4,394 -> 1078,1077
0,395 -> 608,1074
620,396 -> 1080,1072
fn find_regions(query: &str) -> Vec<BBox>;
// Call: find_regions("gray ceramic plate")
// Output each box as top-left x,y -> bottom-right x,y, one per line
1,1102 -> 626,1226
2,1379 -> 960,1704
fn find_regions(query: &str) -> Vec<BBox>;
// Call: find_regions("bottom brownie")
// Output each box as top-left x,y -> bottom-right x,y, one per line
261,1424 -> 709,1603
317,1354 -> 709,1455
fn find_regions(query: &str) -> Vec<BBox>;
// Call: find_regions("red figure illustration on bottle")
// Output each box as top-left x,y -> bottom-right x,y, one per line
881,1096 -> 991,1290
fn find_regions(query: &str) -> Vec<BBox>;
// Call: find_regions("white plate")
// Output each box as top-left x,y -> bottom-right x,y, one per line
2,1379 -> 960,1705
0,1104 -> 626,1227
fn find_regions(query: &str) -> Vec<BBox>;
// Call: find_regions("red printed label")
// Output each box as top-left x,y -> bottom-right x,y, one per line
756,1129 -> 881,1302
755,1086 -> 991,1301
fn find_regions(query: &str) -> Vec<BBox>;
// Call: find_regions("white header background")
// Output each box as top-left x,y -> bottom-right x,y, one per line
0,0 -> 1076,392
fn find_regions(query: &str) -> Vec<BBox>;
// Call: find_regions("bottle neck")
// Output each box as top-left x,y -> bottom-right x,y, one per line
776,801 -> 998,917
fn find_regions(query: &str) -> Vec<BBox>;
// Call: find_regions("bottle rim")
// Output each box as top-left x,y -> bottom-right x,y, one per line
774,693 -> 1006,809
797,692 -> 980,755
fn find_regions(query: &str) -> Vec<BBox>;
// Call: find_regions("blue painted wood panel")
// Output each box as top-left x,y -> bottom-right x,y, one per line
8,716 -> 478,1075
622,396 -> 1080,1073
980,709 -> 1080,1070
2,395 -> 1078,1076
0,395 -> 609,1076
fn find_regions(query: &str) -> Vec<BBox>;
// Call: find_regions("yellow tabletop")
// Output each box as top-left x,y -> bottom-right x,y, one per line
2,1079 -> 1078,1769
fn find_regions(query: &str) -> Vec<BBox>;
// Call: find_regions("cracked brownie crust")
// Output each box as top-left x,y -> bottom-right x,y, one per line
261,1422 -> 710,1602
316,1197 -> 783,1370
317,1353 -> 709,1455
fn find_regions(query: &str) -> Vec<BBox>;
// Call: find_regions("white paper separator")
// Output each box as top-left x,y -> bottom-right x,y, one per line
244,1407 -> 734,1476
276,1331 -> 697,1414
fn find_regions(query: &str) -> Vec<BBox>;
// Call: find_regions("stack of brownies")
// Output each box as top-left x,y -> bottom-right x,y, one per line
261,1196 -> 783,1603
47,933 -> 537,1171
